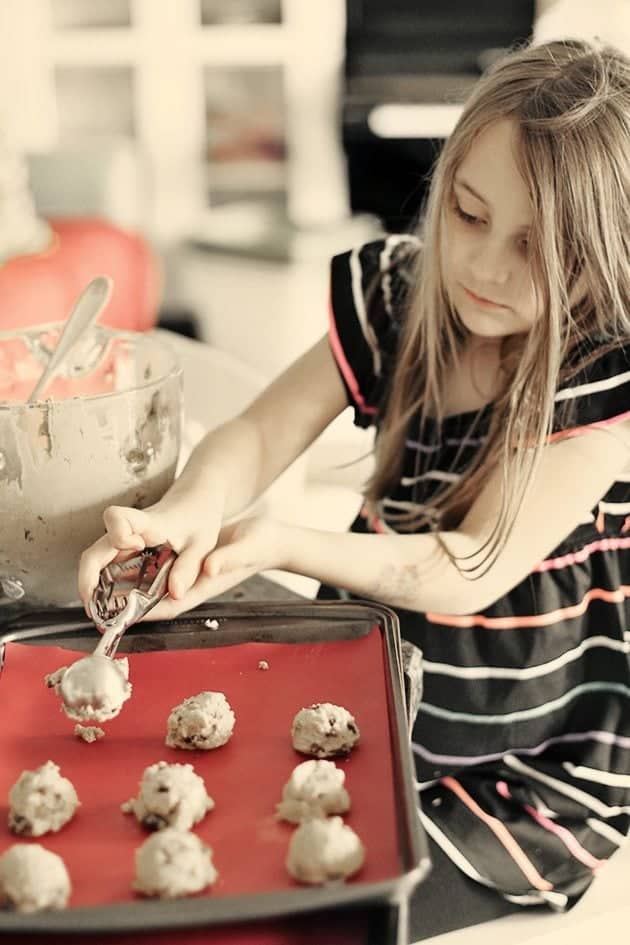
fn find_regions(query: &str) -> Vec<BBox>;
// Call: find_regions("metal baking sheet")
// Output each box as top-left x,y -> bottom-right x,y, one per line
0,601 -> 429,935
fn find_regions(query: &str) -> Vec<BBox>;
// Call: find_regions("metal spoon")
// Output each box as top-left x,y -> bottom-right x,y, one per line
27,275 -> 113,403
57,545 -> 176,722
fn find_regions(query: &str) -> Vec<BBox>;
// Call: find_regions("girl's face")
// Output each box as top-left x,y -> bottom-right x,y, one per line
444,119 -> 540,339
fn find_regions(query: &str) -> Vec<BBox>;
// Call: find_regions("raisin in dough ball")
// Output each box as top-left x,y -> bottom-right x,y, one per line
133,828 -> 218,898
122,761 -> 214,831
276,760 -> 351,824
291,703 -> 360,758
286,816 -> 365,884
8,761 -> 79,837
166,691 -> 235,750
0,844 -> 71,912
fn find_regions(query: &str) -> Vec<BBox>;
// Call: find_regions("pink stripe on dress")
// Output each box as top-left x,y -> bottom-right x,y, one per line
328,298 -> 377,416
496,781 -> 605,871
441,776 -> 553,891
426,585 -> 630,629
535,536 -> 630,572
547,410 -> 630,442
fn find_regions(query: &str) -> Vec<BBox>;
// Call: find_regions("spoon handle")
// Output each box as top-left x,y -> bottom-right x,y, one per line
28,275 -> 113,403
94,623 -> 126,659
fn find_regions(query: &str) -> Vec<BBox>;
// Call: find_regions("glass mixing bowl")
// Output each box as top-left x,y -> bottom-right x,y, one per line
0,324 -> 182,608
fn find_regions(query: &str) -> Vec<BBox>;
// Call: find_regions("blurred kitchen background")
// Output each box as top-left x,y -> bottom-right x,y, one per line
2,0 -> 628,365
0,0 -> 627,596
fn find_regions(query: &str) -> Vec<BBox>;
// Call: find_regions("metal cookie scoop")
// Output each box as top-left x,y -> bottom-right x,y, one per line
88,543 -> 177,655
54,544 -> 176,722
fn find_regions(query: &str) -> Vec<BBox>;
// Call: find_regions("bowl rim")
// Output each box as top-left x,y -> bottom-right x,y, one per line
0,323 -> 183,408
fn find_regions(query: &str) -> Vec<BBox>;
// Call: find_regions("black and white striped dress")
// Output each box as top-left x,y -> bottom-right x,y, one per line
320,235 -> 630,909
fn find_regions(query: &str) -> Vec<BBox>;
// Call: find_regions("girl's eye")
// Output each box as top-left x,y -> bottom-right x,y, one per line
453,201 -> 481,225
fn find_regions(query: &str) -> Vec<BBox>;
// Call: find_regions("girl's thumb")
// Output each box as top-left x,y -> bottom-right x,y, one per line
103,506 -> 160,548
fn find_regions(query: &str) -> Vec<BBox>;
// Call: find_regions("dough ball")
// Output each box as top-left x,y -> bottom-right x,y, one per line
276,760 -> 350,824
8,761 -> 79,837
286,816 -> 365,884
133,828 -> 218,898
0,844 -> 71,912
74,724 -> 105,743
122,761 -> 214,831
291,703 -> 360,758
166,692 -> 235,750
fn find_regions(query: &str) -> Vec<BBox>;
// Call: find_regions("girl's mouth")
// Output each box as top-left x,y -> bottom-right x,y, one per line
462,285 -> 507,309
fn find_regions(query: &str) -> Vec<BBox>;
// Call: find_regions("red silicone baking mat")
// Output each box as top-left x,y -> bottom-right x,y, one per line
0,602 -> 427,937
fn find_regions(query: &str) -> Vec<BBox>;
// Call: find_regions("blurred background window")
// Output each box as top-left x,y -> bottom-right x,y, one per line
204,65 -> 286,212
50,0 -> 131,29
54,67 -> 135,139
200,0 -> 281,26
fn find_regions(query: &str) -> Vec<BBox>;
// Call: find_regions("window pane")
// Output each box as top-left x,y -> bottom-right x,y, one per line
200,0 -> 281,26
204,66 -> 286,208
50,0 -> 132,29
55,67 -> 135,138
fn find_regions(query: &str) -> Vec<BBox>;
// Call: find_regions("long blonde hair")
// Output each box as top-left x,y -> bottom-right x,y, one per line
366,39 -> 630,577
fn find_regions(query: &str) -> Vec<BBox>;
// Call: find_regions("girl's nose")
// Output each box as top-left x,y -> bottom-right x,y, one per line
469,239 -> 510,286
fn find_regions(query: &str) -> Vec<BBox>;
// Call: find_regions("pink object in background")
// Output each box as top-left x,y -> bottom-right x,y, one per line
0,218 -> 161,333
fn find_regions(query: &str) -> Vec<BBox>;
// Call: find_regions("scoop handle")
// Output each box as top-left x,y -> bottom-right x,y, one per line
27,275 -> 114,403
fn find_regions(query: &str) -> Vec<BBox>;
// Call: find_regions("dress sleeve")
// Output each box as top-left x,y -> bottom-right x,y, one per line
328,234 -> 421,428
550,339 -> 630,441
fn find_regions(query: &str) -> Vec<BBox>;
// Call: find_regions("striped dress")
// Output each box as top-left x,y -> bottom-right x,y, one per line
320,235 -> 630,909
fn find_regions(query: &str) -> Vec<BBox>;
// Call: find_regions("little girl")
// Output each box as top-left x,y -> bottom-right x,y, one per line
79,39 -> 630,918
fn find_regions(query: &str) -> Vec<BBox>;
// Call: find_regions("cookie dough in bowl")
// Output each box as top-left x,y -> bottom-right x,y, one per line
276,760 -> 351,824
166,691 -> 235,750
0,844 -> 71,912
291,703 -> 360,758
122,761 -> 215,831
286,816 -> 365,884
8,761 -> 79,837
133,828 -> 218,898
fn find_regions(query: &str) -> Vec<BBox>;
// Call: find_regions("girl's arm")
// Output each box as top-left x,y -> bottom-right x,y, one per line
165,335 -> 348,519
208,418 -> 630,617
78,335 -> 348,605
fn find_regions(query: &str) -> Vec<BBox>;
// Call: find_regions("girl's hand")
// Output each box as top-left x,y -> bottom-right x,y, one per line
77,499 -> 224,616
204,515 -> 290,581
117,515 -> 290,622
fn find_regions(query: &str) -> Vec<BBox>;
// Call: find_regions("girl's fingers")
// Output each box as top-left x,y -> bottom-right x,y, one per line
203,546 -> 239,579
102,506 -> 165,549
196,566 -> 257,601
77,534 -> 122,607
167,542 -> 209,600
144,566 -> 257,621
203,522 -> 266,579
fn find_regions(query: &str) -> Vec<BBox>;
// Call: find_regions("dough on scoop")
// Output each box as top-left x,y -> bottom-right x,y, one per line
46,655 -> 131,723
